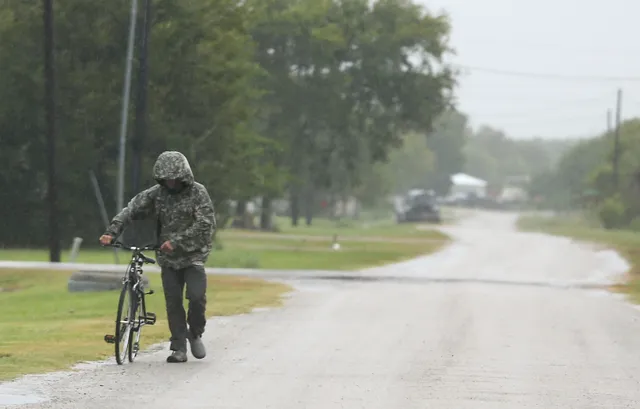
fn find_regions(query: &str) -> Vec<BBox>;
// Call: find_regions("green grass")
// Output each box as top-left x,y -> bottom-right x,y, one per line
271,213 -> 455,238
0,218 -> 450,381
517,213 -> 640,303
0,269 -> 290,381
0,219 -> 450,271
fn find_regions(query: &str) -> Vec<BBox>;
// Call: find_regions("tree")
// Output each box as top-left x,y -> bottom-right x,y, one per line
246,0 -> 457,226
0,0 -> 263,247
426,110 -> 468,195
384,132 -> 436,194
462,124 -> 577,195
0,0 -> 460,248
525,118 -> 640,227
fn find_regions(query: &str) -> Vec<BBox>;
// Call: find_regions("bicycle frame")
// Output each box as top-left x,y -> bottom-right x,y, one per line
124,246 -> 155,293
126,253 -> 148,332
116,242 -> 158,298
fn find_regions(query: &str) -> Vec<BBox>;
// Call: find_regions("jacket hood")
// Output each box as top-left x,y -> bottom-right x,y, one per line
153,151 -> 195,186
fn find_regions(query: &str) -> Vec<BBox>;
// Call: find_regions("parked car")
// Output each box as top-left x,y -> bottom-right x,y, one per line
395,189 -> 441,224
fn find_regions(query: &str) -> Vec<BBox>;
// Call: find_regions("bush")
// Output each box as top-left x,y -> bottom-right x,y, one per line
598,195 -> 627,229
629,217 -> 640,232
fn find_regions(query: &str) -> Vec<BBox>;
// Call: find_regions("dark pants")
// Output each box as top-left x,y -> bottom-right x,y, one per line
160,265 -> 207,352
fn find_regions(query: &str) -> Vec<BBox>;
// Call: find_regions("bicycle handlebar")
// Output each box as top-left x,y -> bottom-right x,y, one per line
102,241 -> 159,265
103,240 -> 160,252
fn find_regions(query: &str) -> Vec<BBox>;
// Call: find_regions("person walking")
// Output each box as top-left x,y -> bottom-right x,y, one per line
99,151 -> 216,363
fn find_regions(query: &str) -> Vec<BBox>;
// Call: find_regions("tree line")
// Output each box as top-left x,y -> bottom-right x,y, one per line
528,118 -> 640,229
0,0 -> 461,251
368,114 -> 576,202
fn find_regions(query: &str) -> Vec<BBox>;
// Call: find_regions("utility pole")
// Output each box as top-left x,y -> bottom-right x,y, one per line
132,0 -> 151,194
607,109 -> 612,134
44,0 -> 60,262
612,88 -> 623,188
116,0 -> 139,215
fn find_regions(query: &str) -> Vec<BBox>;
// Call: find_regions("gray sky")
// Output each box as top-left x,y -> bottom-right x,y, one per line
420,0 -> 640,139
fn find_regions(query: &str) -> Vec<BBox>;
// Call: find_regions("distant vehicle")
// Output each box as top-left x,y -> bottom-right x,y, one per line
395,189 -> 441,224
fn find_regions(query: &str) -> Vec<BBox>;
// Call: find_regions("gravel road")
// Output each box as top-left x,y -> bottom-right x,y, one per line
3,211 -> 640,408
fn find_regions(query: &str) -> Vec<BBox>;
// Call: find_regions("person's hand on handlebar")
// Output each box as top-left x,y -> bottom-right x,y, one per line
99,234 -> 113,246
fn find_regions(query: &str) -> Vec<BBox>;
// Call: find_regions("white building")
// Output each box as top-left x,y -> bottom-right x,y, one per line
449,173 -> 488,199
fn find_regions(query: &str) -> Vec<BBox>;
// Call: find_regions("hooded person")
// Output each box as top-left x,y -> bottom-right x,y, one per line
100,151 -> 216,363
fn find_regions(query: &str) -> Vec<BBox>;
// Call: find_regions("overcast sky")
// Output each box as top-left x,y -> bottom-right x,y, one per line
419,0 -> 640,139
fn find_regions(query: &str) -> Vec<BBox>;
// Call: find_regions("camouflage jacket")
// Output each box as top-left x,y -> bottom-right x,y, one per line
105,151 -> 216,269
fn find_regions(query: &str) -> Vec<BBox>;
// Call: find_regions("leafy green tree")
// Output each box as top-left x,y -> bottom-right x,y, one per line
426,110 -> 468,195
246,0 -> 457,226
0,0 -> 263,247
525,118 -> 640,228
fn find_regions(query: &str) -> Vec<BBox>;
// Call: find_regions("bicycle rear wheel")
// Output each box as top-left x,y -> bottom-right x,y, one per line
115,283 -> 134,365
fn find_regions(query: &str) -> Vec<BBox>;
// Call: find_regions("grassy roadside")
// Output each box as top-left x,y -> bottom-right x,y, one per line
272,210 -> 457,237
517,213 -> 640,302
0,269 -> 290,381
0,219 -> 450,271
0,219 -> 450,381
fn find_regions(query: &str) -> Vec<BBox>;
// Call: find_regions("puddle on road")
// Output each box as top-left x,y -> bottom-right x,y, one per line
592,249 -> 630,283
0,394 -> 45,405
0,388 -> 46,406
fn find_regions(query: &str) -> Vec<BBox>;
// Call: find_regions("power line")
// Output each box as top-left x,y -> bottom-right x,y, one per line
454,38 -> 640,55
455,94 -> 614,103
454,64 -> 640,82
469,110 -> 615,120
459,105 -> 639,122
471,115 -> 617,126
453,95 -> 623,110
457,98 -> 622,116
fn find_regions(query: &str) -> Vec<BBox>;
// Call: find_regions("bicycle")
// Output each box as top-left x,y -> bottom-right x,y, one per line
102,241 -> 159,365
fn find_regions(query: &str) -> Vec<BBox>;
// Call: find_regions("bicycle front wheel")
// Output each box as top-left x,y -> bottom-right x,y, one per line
115,283 -> 134,365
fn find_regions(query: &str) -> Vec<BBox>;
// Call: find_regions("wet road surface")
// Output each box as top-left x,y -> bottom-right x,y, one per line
3,211 -> 640,408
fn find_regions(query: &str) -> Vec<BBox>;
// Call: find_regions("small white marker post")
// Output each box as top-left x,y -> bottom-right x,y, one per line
332,234 -> 341,251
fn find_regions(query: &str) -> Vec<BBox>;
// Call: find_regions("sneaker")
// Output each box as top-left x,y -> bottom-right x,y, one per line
166,350 -> 188,363
188,336 -> 206,359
